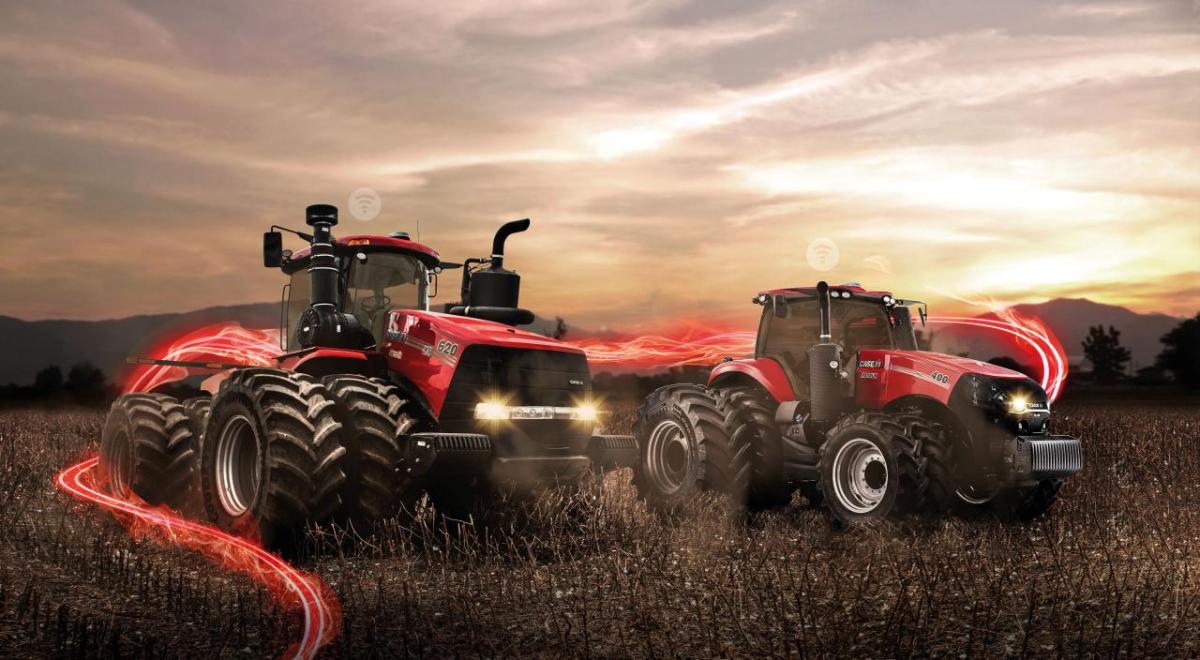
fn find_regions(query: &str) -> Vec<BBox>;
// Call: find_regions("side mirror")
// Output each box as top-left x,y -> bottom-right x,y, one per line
263,231 -> 284,268
773,294 -> 788,318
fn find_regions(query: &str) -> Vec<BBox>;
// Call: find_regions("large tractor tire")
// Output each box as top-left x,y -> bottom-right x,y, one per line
912,414 -> 1004,517
322,375 -> 424,530
632,384 -> 751,513
914,414 -> 1061,520
99,393 -> 202,512
181,396 -> 212,433
720,385 -> 796,511
817,412 -> 930,527
200,369 -> 348,552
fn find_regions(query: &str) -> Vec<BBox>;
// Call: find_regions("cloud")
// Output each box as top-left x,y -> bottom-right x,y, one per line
0,1 -> 1196,324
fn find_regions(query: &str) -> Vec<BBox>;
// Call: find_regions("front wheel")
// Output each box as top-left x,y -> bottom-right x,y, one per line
200,369 -> 348,553
817,412 -> 928,527
632,384 -> 750,513
322,375 -> 424,531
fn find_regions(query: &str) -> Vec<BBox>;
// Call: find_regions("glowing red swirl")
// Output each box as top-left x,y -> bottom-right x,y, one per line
56,458 -> 340,659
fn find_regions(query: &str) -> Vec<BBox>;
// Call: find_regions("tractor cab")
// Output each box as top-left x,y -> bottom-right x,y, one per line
753,283 -> 921,398
277,234 -> 440,350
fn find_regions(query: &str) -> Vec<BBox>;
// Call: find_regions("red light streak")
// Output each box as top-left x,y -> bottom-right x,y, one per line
123,324 -> 281,393
124,304 -> 1069,404
565,324 -> 757,369
926,312 -> 1068,401
564,314 -> 1068,401
56,457 -> 340,659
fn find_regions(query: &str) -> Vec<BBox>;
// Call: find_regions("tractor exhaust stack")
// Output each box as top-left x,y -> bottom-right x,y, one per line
451,219 -> 534,325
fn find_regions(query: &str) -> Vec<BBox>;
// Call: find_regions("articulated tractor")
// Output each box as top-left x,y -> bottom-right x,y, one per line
99,204 -> 636,550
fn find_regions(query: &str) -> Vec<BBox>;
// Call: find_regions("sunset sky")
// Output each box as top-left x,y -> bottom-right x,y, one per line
1,1 -> 1197,330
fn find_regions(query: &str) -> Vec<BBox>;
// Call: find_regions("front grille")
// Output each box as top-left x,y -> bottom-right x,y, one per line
1028,436 -> 1084,477
440,345 -> 592,456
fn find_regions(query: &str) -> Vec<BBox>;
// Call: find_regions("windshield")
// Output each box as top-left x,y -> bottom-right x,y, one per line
283,252 -> 429,350
345,253 -> 428,341
757,298 -> 916,360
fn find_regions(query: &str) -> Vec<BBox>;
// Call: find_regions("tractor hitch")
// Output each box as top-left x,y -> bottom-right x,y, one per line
398,432 -> 638,481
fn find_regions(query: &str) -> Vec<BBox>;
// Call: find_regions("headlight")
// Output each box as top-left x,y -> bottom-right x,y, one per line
474,401 -> 599,421
474,401 -> 510,420
962,375 -> 1044,415
575,403 -> 599,422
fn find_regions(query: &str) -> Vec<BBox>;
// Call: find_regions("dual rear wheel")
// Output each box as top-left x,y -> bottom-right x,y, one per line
99,369 -> 424,553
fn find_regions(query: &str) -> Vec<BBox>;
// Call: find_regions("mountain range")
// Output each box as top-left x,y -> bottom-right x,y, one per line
931,298 -> 1182,371
0,298 -> 1185,385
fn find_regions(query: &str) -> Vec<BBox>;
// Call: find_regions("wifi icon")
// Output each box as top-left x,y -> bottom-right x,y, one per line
348,187 -> 382,221
806,238 -> 839,272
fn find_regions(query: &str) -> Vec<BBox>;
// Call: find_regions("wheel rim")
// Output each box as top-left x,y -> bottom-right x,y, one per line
956,484 -> 997,505
831,438 -> 889,514
109,430 -> 133,499
645,419 -> 691,495
214,414 -> 261,517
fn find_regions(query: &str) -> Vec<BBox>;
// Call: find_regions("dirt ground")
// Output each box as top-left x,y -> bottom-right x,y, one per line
2,398 -> 1199,658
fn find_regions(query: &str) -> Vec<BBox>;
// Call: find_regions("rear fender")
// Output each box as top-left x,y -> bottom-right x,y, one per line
288,348 -> 383,379
386,373 -> 437,424
883,394 -> 970,445
709,358 -> 793,403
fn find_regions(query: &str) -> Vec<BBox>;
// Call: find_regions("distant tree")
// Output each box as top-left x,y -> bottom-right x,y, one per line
987,356 -> 1033,378
551,316 -> 568,340
66,362 -> 105,391
65,362 -> 108,401
1156,313 -> 1200,389
1081,325 -> 1131,383
1134,365 -> 1170,386
33,366 -> 64,396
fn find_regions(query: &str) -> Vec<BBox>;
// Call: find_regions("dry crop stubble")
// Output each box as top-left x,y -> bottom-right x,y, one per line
0,399 -> 1197,657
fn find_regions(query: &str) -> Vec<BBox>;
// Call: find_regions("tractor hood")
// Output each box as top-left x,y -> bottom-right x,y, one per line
382,309 -> 585,416
883,350 -> 1029,380
407,311 -> 579,353
855,348 -> 1032,408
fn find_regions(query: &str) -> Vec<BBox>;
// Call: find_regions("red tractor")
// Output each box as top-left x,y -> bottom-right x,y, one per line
633,281 -> 1083,525
99,204 -> 636,550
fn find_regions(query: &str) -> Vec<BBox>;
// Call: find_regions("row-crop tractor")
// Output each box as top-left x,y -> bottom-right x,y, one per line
99,204 -> 637,550
633,281 -> 1084,525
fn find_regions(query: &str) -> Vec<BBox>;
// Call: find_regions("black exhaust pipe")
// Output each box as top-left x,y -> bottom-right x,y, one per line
489,218 -> 530,270
452,219 -> 534,325
809,280 -> 842,422
816,280 -> 832,341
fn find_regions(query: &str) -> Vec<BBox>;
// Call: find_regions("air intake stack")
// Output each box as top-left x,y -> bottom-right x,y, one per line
293,204 -> 372,349
305,204 -> 340,310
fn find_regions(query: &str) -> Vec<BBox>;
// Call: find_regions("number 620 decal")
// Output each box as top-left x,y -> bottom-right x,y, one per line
436,339 -> 460,357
